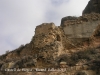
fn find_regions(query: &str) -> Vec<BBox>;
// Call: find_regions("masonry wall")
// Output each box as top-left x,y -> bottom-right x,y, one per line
61,13 -> 100,39
35,23 -> 56,35
63,20 -> 100,38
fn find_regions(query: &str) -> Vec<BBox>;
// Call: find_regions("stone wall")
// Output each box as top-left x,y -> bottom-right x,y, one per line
35,23 -> 56,35
61,13 -> 100,39
63,20 -> 100,38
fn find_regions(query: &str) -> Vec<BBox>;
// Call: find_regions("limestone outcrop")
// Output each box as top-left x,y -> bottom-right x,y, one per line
83,0 -> 100,14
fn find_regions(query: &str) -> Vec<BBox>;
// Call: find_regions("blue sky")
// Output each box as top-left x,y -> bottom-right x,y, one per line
0,0 -> 89,55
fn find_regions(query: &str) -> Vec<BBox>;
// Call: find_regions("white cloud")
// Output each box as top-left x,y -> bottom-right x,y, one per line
0,0 -> 89,55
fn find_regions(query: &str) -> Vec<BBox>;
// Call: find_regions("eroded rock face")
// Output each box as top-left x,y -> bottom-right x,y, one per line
92,24 -> 100,37
83,0 -> 100,14
31,23 -> 64,68
32,23 -> 62,49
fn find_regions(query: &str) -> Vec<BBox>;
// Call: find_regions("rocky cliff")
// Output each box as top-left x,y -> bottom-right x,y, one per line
82,0 -> 100,14
0,1 -> 100,75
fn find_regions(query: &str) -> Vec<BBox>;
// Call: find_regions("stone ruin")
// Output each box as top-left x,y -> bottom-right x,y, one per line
60,13 -> 100,45
0,0 -> 100,75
